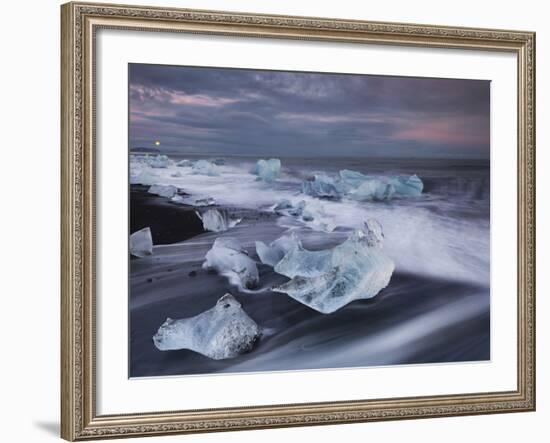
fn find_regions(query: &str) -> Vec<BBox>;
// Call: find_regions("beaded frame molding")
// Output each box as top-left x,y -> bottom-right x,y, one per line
61,2 -> 535,440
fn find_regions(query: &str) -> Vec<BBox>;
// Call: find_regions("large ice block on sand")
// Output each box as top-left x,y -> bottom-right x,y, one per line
148,184 -> 178,198
153,294 -> 261,359
192,159 -> 220,176
129,227 -> 153,257
302,174 -> 343,199
255,233 -> 300,267
252,158 -> 281,182
203,237 -> 259,289
273,219 -> 394,313
197,209 -> 241,232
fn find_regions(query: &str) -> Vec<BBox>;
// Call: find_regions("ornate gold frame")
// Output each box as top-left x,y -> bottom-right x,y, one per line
61,2 -> 536,440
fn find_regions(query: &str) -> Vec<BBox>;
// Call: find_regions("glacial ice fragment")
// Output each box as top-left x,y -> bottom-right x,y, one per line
196,209 -> 241,232
152,294 -> 261,359
129,227 -> 153,257
390,174 -> 423,197
170,171 -> 182,178
255,233 -> 300,267
195,197 -> 216,206
130,170 -> 158,186
302,174 -> 343,199
212,158 -> 226,165
273,199 -> 305,217
252,158 -> 281,182
203,237 -> 259,289
176,159 -> 193,167
148,184 -> 178,198
192,159 -> 220,176
145,154 -> 171,169
302,169 -> 423,201
273,219 -> 394,313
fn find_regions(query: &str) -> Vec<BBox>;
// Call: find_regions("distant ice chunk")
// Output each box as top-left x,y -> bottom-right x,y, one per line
130,170 -> 158,186
153,294 -> 260,359
302,169 -> 423,201
273,199 -> 305,217
148,184 -> 178,198
129,227 -> 153,258
391,174 -> 423,197
252,158 -> 281,182
212,158 -> 226,166
192,159 -> 220,176
274,219 -> 394,313
196,209 -> 241,232
176,159 -> 193,167
144,154 -> 171,169
255,233 -> 300,267
203,238 -> 259,289
195,197 -> 216,207
170,171 -> 182,178
302,174 -> 343,199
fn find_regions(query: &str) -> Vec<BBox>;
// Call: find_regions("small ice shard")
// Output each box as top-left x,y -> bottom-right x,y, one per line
212,158 -> 226,165
176,159 -> 193,167
203,237 -> 259,289
152,294 -> 261,359
273,219 -> 394,313
255,233 -> 300,267
171,171 -> 183,178
192,159 -> 220,176
130,227 -> 153,257
171,195 -> 186,204
252,158 -> 281,182
274,199 -> 306,217
145,154 -> 171,169
301,174 -> 343,199
195,197 -> 216,206
196,209 -> 241,232
148,184 -> 178,198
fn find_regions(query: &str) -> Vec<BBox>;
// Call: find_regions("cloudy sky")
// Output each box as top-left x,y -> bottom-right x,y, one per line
129,63 -> 490,159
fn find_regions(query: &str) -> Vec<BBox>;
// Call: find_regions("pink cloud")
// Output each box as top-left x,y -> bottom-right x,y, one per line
130,84 -> 240,107
393,118 -> 488,146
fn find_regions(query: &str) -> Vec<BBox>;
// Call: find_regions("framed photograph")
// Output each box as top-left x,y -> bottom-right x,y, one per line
61,2 -> 536,440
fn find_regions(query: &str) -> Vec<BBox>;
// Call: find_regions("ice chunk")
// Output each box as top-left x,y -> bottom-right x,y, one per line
148,184 -> 178,198
212,158 -> 226,165
390,174 -> 423,197
176,159 -> 193,167
195,197 -> 216,206
130,170 -> 158,186
192,159 -> 220,176
129,227 -> 153,257
252,158 -> 281,182
273,199 -> 305,217
196,209 -> 241,232
153,294 -> 260,359
145,154 -> 171,169
301,201 -> 337,232
170,171 -> 182,178
203,237 -> 259,289
302,174 -> 343,199
273,220 -> 394,313
303,169 -> 423,201
255,233 -> 300,267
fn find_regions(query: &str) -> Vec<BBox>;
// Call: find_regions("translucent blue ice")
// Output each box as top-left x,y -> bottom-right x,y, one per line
203,237 -> 259,289
153,294 -> 260,359
252,158 -> 281,182
196,209 -> 241,232
148,184 -> 178,198
255,233 -> 300,267
129,227 -> 153,258
192,159 -> 220,176
273,219 -> 394,313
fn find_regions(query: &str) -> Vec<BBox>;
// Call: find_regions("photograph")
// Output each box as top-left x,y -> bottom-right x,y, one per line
128,64 -> 491,378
